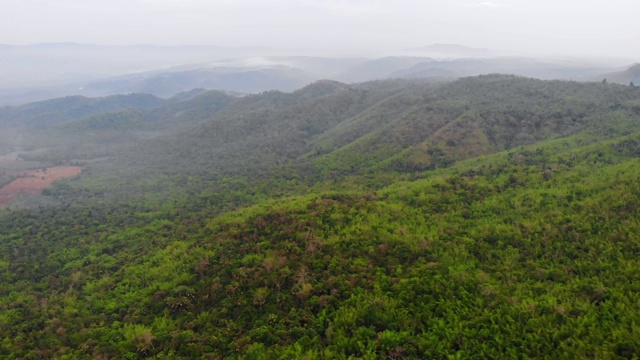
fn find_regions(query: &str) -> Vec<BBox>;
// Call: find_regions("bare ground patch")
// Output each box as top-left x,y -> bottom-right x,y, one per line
0,166 -> 82,208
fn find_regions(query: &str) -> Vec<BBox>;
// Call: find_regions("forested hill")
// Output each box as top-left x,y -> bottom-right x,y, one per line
131,75 -> 640,177
46,75 -> 640,207
1,89 -> 238,164
0,93 -> 166,128
2,75 -> 640,358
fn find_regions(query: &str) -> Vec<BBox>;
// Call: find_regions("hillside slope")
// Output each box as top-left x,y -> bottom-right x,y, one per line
61,75 -> 640,206
597,63 -> 640,85
1,76 -> 640,358
2,131 -> 640,358
0,93 -> 165,128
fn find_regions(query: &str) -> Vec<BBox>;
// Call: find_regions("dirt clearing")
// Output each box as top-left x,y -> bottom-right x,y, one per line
0,166 -> 82,208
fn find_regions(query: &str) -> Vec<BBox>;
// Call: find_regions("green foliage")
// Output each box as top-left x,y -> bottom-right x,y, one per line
2,76 -> 640,358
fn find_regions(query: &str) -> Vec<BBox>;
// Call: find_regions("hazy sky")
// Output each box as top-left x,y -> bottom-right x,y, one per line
2,0 -> 640,58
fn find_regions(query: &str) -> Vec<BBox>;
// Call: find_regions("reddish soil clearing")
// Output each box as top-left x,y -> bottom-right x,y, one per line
0,166 -> 82,207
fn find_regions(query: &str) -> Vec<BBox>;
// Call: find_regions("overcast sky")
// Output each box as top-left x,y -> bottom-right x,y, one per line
2,0 -> 639,58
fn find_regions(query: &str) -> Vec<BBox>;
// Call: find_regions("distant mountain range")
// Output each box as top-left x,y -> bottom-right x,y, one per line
78,65 -> 314,98
0,43 -> 281,88
0,43 -> 634,105
405,43 -> 499,57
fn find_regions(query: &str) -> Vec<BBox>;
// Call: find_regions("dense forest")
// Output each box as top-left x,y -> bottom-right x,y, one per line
1,75 -> 640,358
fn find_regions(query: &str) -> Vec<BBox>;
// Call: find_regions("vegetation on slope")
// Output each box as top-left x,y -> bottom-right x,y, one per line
3,131 -> 640,358
0,93 -> 166,128
1,76 -> 640,358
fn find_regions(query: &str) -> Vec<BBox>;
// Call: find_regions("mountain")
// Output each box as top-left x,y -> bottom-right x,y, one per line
2,76 -> 640,358
1,90 -> 238,162
0,43 -> 283,88
405,43 -> 499,57
79,65 -> 315,98
0,55 -> 366,105
6,75 -> 639,199
0,45 -> 623,106
336,57 -> 432,83
390,57 -> 611,80
0,44 -> 309,105
594,63 -> 640,85
335,57 -> 612,83
0,93 -> 165,128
